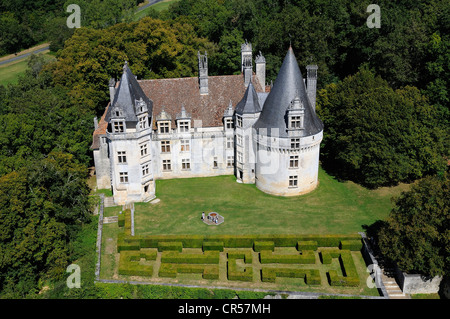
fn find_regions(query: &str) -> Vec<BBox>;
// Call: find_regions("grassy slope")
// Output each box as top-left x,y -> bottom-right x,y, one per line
133,0 -> 180,21
134,167 -> 411,236
0,52 -> 55,86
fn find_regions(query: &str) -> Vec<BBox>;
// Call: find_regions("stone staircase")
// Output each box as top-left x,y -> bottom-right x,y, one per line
103,196 -> 115,207
375,253 -> 410,299
381,271 -> 410,299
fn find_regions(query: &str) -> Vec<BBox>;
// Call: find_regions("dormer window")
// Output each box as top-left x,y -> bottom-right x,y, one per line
224,117 -> 233,129
158,121 -> 170,134
113,121 -> 125,133
290,116 -> 302,129
287,95 -> 305,130
178,120 -> 190,133
113,107 -> 123,118
138,115 -> 148,129
236,115 -> 243,128
136,99 -> 147,114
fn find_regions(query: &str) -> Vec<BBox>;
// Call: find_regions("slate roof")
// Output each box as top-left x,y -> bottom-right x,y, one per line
91,72 -> 263,149
235,81 -> 261,115
253,47 -> 323,137
104,62 -> 153,123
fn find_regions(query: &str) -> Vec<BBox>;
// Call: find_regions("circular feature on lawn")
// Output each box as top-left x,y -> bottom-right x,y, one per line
202,212 -> 224,225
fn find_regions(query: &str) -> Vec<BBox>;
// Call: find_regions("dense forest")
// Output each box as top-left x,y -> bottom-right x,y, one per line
0,0 -> 448,297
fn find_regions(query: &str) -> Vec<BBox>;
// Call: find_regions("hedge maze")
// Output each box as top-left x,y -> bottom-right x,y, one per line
115,217 -> 365,289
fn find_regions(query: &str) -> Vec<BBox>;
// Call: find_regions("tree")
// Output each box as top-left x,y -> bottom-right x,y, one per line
0,12 -> 27,55
316,67 -> 446,188
0,152 -> 92,297
49,17 -> 213,116
377,172 -> 449,277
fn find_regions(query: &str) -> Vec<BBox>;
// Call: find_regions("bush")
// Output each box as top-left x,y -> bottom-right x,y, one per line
161,251 -> 220,264
327,250 -> 360,287
159,263 -> 219,280
261,267 -> 321,285
297,241 -> 318,251
227,259 -> 253,282
339,240 -> 362,251
259,250 -> 315,264
226,250 -> 253,263
126,234 -> 362,250
319,249 -> 341,264
158,242 -> 183,252
118,251 -> 154,277
253,241 -> 275,252
123,209 -> 132,236
117,239 -> 140,253
203,241 -> 224,252
118,212 -> 125,227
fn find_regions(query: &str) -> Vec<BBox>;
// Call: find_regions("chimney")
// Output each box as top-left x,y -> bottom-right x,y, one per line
198,51 -> 208,95
241,41 -> 253,87
93,116 -> 98,130
255,51 -> 266,92
109,78 -> 116,103
306,65 -> 318,111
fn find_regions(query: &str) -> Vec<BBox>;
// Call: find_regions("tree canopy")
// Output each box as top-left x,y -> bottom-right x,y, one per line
0,152 -> 91,297
378,172 -> 449,277
317,67 -> 447,188
48,17 -> 213,115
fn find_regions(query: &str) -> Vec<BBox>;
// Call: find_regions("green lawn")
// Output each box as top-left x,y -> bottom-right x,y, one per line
0,52 -> 55,86
134,0 -> 180,21
134,167 -> 411,236
0,59 -> 29,86
101,167 -> 405,296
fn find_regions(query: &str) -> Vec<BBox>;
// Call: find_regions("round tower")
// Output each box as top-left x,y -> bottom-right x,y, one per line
253,47 -> 323,196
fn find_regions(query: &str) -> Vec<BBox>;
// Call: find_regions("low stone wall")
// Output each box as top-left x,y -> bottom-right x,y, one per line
396,270 -> 442,294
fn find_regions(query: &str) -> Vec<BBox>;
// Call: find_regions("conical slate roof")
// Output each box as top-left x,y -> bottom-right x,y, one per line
235,81 -> 261,115
105,62 -> 153,123
253,47 -> 323,137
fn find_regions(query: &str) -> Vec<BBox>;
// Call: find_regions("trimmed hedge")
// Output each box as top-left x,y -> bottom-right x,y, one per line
123,209 -> 132,236
118,211 -> 125,227
261,267 -> 321,285
158,241 -> 183,252
161,251 -> 219,264
226,250 -> 253,264
117,233 -> 140,253
319,249 -> 342,264
297,241 -> 318,251
227,259 -> 253,282
259,250 -> 316,264
125,234 -> 361,250
202,241 -> 224,252
253,241 -> 275,252
321,250 -> 360,287
118,250 -> 156,277
159,263 -> 219,280
339,240 -> 362,251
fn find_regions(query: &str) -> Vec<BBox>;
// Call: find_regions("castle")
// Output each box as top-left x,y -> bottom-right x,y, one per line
91,42 -> 324,205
